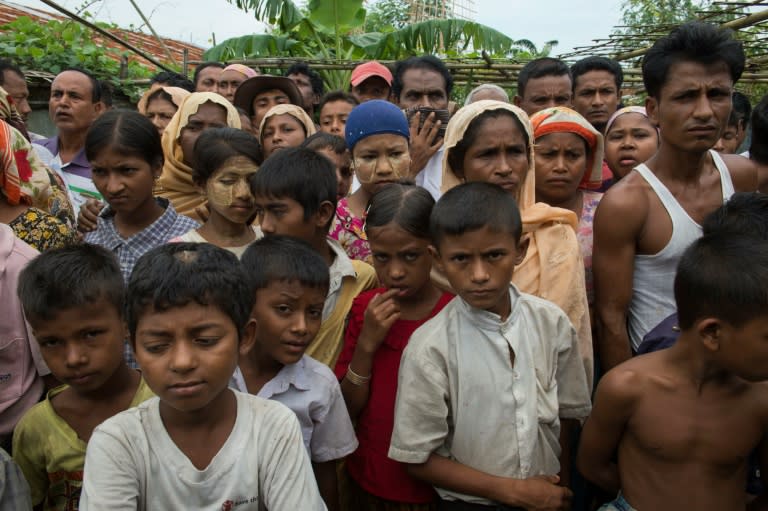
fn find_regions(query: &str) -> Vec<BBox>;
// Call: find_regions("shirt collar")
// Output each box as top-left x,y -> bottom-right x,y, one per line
327,237 -> 356,279
40,136 -> 90,170
458,284 -> 522,331
262,356 -> 312,397
96,197 -> 177,249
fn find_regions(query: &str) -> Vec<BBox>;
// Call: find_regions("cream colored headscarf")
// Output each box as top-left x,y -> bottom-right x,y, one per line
156,92 -> 241,221
136,86 -> 191,115
440,100 -> 593,389
258,104 -> 317,143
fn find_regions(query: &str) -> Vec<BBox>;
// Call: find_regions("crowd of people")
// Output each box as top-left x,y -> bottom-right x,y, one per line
2,18 -> 768,511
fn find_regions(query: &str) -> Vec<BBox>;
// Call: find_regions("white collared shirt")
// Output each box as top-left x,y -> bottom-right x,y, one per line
324,238 -> 357,320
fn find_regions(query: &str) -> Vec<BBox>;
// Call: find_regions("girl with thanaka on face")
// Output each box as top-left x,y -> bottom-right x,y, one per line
137,86 -> 190,137
603,106 -> 660,181
530,106 -> 604,308
334,183 -> 453,509
171,128 -> 261,257
258,104 -> 316,159
441,99 -> 593,389
329,99 -> 411,264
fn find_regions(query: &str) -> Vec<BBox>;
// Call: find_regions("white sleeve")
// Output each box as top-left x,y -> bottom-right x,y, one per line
258,405 -> 327,511
79,423 -> 141,511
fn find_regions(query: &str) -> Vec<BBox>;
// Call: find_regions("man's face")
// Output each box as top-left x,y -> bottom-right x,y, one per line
288,72 -> 317,113
646,60 -> 733,155
251,89 -> 291,129
398,68 -> 448,110
514,74 -> 572,116
49,70 -> 103,135
572,70 -> 620,132
352,76 -> 391,103
3,70 -> 31,120
196,66 -> 221,92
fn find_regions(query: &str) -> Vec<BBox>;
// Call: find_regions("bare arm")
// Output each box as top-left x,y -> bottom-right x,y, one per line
407,453 -> 572,511
576,367 -> 639,493
312,461 -> 338,511
593,186 -> 646,372
721,153 -> 759,192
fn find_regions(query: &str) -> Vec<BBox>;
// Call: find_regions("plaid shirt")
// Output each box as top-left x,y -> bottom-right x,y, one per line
84,197 -> 199,367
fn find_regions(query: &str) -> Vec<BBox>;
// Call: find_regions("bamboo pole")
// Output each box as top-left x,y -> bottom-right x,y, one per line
127,0 -> 176,65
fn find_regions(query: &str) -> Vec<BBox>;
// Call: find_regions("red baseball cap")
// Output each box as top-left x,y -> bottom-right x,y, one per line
350,61 -> 393,87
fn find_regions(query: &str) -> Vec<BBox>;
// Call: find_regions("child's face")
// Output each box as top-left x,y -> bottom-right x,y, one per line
434,226 -> 527,319
90,148 -> 160,217
31,297 -> 127,394
250,280 -> 326,366
133,302 -> 242,415
253,194 -> 328,242
316,147 -> 353,202
319,100 -> 354,137
352,133 -> 410,195
261,114 -> 306,158
205,155 -> 258,226
459,115 -> 529,198
710,315 -> 768,382
368,222 -> 433,301
604,113 -> 659,179
534,132 -> 587,205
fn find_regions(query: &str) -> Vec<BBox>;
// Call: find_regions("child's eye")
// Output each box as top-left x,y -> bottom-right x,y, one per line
195,337 -> 220,347
450,254 -> 468,263
83,329 -> 105,340
39,339 -> 61,348
373,253 -> 389,263
403,252 -> 419,262
143,343 -> 168,354
275,304 -> 292,315
486,251 -> 505,261
308,309 -> 323,320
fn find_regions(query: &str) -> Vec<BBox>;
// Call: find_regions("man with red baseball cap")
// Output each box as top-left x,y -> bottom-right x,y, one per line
350,61 -> 393,103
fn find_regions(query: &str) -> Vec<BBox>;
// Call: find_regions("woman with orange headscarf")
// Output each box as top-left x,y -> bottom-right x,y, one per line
441,100 -> 593,389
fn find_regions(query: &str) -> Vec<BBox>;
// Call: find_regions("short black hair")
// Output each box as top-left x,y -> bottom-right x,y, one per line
318,90 -> 359,115
750,94 -> 768,165
286,62 -> 325,96
60,67 -> 102,103
0,58 -> 24,85
249,146 -> 337,224
366,181 -> 434,239
241,235 -> 330,295
392,55 -> 453,100
730,91 -> 751,128
301,132 -> 347,155
675,233 -> 768,329
702,192 -> 768,239
150,71 -> 194,92
126,243 -> 253,339
86,109 -> 164,170
447,109 -> 529,175
193,62 -> 225,86
642,21 -> 744,99
430,182 -> 522,247
192,127 -> 262,185
517,58 -> 571,97
17,244 -> 124,326
99,80 -> 114,108
570,56 -> 623,92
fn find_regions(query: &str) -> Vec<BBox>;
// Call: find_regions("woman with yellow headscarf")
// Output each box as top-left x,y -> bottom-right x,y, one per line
156,92 -> 241,222
441,100 -> 593,388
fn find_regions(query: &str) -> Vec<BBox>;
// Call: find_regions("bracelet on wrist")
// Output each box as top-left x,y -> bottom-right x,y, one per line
345,366 -> 371,386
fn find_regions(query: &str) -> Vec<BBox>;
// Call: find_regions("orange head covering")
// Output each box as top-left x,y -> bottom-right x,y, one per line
156,92 -> 241,221
530,106 -> 604,190
440,100 -> 593,388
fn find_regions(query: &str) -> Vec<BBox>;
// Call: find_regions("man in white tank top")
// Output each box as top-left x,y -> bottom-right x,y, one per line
593,23 -> 758,372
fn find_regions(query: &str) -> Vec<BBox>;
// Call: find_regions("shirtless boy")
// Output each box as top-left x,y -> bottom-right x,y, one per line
594,21 -> 758,371
579,233 -> 768,511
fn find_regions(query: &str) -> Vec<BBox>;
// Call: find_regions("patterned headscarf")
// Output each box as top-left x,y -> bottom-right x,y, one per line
605,106 -> 655,135
0,86 -> 30,141
530,106 -> 604,190
156,92 -> 241,221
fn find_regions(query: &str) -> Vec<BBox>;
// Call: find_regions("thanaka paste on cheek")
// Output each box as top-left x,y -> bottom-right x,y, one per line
206,165 -> 257,208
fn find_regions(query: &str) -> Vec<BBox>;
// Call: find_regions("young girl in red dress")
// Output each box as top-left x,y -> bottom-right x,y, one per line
334,182 -> 453,511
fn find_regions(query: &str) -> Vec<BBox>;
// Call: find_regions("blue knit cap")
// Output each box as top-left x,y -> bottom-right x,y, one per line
345,99 -> 410,150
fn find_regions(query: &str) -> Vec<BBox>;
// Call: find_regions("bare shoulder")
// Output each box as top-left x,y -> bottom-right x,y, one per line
720,153 -> 758,191
594,356 -> 655,404
747,380 -> 768,422
596,173 -> 650,228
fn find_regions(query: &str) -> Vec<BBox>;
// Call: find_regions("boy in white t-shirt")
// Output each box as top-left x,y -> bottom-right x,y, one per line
79,242 -> 325,511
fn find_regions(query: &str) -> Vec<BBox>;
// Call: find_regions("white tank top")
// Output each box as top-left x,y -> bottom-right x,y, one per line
627,150 -> 735,350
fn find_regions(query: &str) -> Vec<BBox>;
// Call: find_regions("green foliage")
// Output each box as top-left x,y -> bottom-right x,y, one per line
364,0 -> 410,32
0,16 -> 155,101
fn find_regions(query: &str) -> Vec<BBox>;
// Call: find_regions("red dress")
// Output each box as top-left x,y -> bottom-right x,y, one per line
334,288 -> 454,503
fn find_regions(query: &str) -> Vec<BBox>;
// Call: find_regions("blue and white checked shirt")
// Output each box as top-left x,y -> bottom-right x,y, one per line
84,197 -> 199,367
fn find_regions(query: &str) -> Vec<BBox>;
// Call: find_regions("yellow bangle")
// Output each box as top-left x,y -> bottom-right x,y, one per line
346,366 -> 371,386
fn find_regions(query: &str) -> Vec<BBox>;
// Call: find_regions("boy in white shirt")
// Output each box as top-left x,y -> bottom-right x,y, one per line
79,242 -> 325,510
389,182 -> 592,510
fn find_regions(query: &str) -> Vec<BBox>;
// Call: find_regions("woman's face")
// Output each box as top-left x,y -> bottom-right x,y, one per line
604,112 -> 659,179
261,114 -> 307,158
458,114 -> 529,197
204,155 -> 258,226
534,132 -> 588,206
179,102 -> 228,167
145,97 -> 177,136
351,133 -> 410,195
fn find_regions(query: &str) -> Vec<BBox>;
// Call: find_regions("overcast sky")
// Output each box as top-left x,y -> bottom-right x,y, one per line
13,0 -> 624,57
